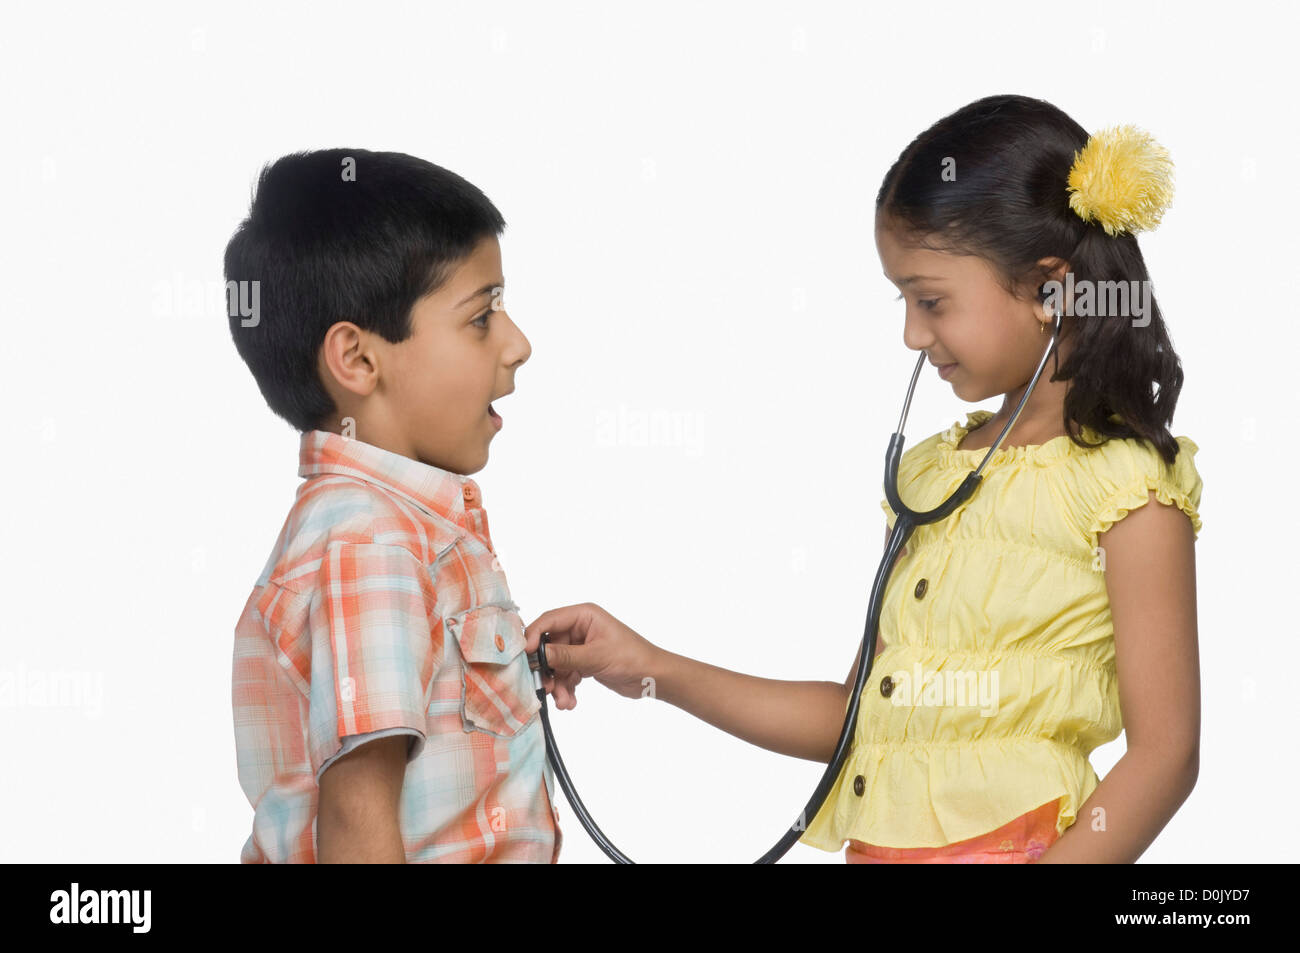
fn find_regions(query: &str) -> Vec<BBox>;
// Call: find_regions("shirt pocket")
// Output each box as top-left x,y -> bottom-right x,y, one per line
447,603 -> 540,737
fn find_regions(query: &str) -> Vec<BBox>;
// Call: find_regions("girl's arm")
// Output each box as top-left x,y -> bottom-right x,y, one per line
652,649 -> 854,762
521,530 -> 894,764
524,601 -> 851,762
1035,491 -> 1201,863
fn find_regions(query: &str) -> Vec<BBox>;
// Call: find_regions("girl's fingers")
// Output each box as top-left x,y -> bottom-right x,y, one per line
555,678 -> 576,709
540,668 -> 578,709
561,672 -> 583,710
524,604 -> 590,652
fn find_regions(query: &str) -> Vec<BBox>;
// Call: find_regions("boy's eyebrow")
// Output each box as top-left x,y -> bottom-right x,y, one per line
455,281 -> 504,309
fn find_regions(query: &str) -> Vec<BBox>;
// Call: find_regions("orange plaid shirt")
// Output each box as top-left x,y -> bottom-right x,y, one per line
232,429 -> 562,863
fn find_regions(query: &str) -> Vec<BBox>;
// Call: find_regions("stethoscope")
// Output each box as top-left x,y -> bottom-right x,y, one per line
527,308 -> 1064,863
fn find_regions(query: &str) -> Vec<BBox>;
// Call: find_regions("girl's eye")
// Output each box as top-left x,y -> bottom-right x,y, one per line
895,293 -> 940,311
472,309 -> 492,329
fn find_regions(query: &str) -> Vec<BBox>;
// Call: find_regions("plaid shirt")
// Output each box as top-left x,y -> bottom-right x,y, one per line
232,430 -> 562,863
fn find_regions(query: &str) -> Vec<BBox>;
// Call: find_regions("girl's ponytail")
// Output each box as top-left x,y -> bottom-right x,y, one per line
1055,224 -> 1184,463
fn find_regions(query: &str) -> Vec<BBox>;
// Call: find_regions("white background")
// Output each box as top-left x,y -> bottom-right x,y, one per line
1,0 -> 1295,864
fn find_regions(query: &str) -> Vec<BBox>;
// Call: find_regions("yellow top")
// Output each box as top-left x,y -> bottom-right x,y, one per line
799,409 -> 1203,852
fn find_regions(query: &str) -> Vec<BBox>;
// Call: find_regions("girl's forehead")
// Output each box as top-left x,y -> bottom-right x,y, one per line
877,234 -> 965,276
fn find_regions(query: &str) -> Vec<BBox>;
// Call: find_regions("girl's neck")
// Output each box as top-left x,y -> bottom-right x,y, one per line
960,348 -> 1075,451
958,410 -> 1073,451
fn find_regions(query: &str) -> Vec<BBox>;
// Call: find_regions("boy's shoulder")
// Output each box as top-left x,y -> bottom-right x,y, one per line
258,473 -> 466,593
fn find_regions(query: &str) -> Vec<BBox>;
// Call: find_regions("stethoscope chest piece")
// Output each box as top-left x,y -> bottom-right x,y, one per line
527,635 -> 553,680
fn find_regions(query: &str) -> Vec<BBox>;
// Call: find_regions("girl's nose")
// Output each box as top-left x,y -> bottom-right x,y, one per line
901,318 -> 933,354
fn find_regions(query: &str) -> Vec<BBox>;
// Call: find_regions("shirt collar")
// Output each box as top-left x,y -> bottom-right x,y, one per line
297,430 -> 485,532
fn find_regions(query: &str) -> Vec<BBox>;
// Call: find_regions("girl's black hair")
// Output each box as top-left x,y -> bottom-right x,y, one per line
223,148 -> 505,433
876,94 -> 1185,464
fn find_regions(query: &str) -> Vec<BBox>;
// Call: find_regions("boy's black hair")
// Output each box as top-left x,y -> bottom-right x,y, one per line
224,148 -> 506,433
877,94 -> 1185,464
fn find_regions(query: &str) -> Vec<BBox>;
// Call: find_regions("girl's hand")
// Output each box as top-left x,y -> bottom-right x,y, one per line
523,603 -> 663,709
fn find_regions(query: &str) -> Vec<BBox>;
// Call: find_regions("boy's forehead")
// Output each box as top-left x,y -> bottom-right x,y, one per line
441,237 -> 505,307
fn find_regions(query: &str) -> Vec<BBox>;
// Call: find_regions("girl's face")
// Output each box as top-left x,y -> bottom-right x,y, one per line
875,214 -> 1064,404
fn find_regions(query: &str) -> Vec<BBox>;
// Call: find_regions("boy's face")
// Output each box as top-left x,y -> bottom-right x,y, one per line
319,234 -> 531,474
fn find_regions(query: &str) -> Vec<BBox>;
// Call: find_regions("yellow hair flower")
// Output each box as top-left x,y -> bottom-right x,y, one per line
1066,125 -> 1175,236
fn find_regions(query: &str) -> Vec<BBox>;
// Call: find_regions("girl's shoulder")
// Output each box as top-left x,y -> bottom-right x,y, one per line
894,410 -> 1203,549
1064,422 -> 1203,550
1030,412 -> 1204,550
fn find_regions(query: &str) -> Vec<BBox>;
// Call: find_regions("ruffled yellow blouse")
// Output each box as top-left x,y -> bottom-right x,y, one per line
800,409 -> 1203,852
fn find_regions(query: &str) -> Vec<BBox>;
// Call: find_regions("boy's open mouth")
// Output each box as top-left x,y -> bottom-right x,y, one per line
488,388 -> 512,429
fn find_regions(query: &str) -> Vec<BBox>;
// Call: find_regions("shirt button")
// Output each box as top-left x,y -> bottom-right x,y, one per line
914,578 -> 928,599
879,675 -> 894,698
853,775 -> 866,797
494,633 -> 505,652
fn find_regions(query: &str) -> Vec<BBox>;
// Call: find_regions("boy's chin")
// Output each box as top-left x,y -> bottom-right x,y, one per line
459,442 -> 491,476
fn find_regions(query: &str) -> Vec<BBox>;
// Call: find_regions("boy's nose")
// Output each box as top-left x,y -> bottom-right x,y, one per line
514,327 -> 532,365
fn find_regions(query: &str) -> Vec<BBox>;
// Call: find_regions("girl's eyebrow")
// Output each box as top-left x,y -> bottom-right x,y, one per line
885,272 -> 945,286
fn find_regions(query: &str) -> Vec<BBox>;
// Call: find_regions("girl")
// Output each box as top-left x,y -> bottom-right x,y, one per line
526,94 -> 1202,864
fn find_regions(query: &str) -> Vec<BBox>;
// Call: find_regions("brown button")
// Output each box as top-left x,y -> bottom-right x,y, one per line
879,675 -> 894,698
914,578 -> 928,599
494,633 -> 505,652
853,775 -> 866,797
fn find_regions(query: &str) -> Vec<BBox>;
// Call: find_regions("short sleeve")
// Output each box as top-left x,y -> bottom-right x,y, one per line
307,542 -> 443,782
1078,435 -> 1203,552
880,496 -> 897,530
317,727 -> 423,783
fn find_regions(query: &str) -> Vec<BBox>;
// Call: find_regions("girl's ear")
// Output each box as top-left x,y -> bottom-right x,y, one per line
1035,256 -> 1070,287
1031,256 -> 1071,311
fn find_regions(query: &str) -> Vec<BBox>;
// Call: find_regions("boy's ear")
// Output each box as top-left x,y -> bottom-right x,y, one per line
318,321 -> 380,400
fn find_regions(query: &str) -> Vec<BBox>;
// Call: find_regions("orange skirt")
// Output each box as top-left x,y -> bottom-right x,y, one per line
845,797 -> 1062,864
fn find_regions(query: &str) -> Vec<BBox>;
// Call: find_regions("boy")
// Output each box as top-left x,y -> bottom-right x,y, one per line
225,148 -> 561,863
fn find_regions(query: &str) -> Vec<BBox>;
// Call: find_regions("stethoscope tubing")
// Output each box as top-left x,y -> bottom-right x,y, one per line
531,310 -> 1063,863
